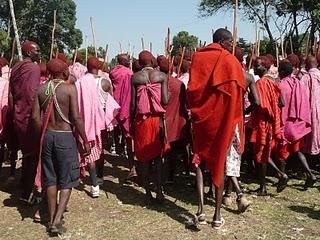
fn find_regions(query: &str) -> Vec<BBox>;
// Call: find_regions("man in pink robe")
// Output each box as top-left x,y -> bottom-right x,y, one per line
76,57 -> 105,197
109,54 -> 133,137
277,60 -> 316,187
9,41 -> 41,202
301,57 -> 320,155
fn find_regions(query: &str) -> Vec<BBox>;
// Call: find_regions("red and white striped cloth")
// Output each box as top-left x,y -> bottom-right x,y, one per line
80,134 -> 102,167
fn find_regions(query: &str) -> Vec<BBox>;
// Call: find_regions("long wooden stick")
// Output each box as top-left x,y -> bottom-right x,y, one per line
166,27 -> 170,57
9,37 -> 16,68
50,10 -> 57,60
248,44 -> 254,70
284,40 -> 288,58
84,35 -> 88,64
141,37 -> 145,51
232,0 -> 238,55
289,35 -> 293,54
90,17 -> 97,57
104,44 -> 108,64
177,47 -> 186,77
276,43 -> 279,67
73,49 -> 77,65
150,42 -> 152,53
119,42 -> 123,53
257,30 -> 261,56
8,0 -> 22,61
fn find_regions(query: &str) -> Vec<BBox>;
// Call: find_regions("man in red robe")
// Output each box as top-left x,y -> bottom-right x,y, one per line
188,28 -> 246,228
157,55 -> 189,181
9,41 -> 41,202
131,51 -> 168,204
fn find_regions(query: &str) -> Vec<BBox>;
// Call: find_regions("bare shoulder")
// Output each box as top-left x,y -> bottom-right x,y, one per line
132,71 -> 145,85
245,72 -> 255,83
150,70 -> 166,83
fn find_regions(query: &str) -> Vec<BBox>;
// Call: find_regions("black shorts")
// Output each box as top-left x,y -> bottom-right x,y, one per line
42,131 -> 79,189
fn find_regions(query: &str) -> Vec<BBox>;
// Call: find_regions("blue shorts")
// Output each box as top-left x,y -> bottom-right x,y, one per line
42,131 -> 79,189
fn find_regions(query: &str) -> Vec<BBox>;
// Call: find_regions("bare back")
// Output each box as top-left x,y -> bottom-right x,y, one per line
37,81 -> 79,131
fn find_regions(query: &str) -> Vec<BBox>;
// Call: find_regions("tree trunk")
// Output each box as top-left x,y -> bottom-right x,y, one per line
8,0 -> 22,61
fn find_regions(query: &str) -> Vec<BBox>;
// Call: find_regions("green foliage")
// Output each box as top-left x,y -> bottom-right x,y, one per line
237,37 -> 251,53
172,31 -> 198,56
0,30 -> 9,55
0,0 -> 83,59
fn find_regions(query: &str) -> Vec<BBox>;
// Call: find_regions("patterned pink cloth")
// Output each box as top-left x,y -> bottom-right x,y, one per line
279,75 -> 311,144
104,92 -> 120,128
109,65 -> 133,136
1,66 -> 10,81
301,68 -> 320,154
70,62 -> 87,80
76,73 -> 105,142
136,83 -> 166,116
268,65 -> 278,79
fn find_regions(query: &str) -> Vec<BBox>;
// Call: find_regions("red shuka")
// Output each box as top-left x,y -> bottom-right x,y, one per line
188,43 -> 246,188
249,76 -> 282,163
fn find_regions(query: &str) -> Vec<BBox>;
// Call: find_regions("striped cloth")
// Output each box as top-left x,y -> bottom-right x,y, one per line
249,76 -> 282,163
80,134 -> 102,167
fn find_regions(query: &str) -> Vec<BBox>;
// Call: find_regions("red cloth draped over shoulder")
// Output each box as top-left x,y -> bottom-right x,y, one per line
187,43 -> 246,188
10,59 -> 40,154
165,77 -> 187,143
249,77 -> 282,163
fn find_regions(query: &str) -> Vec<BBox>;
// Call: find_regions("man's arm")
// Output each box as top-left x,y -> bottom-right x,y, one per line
101,78 -> 112,94
246,72 -> 260,106
31,92 -> 41,138
130,75 -> 137,120
68,84 -> 91,155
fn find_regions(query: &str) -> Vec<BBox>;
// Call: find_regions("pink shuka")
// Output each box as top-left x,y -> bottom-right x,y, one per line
136,83 -> 166,116
70,62 -> 87,80
279,75 -> 311,144
76,73 -> 105,165
109,65 -> 133,136
301,68 -> 320,155
2,66 -> 10,81
0,78 -> 9,135
104,92 -> 120,128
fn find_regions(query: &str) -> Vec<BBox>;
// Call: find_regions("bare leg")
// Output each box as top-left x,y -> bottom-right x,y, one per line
195,166 -> 204,216
88,162 -> 97,187
52,189 -> 72,227
230,177 -> 241,195
154,157 -> 164,202
296,152 -> 316,179
142,162 -> 152,204
213,175 -> 225,226
224,177 -> 233,196
259,163 -> 267,194
268,158 -> 287,179
46,186 -> 57,224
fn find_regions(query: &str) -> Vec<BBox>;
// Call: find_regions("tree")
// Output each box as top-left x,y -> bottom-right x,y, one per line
237,37 -> 251,53
0,0 -> 82,59
199,0 -> 279,43
0,30 -> 9,57
171,31 -> 198,56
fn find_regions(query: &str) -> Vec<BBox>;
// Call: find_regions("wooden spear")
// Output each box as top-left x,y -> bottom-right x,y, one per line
305,32 -> 310,56
150,42 -> 152,53
84,35 -> 88,64
141,37 -> 145,51
119,42 -> 123,53
90,17 -> 97,57
9,37 -> 16,69
232,0 -> 239,55
257,30 -> 261,56
284,40 -> 288,58
177,47 -> 186,77
8,0 -> 22,60
276,43 -> 279,67
73,49 -> 77,65
50,10 -> 57,60
289,35 -> 293,54
166,27 -> 171,57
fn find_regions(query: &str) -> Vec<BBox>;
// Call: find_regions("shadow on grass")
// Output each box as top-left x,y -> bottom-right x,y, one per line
288,205 -> 320,220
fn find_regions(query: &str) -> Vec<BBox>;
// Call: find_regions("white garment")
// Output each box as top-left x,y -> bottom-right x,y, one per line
225,125 -> 241,177
178,72 -> 190,89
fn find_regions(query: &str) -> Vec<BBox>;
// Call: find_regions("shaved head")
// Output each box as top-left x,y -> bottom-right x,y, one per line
212,28 -> 233,53
117,53 -> 130,67
139,50 -> 154,68
305,56 -> 318,71
47,59 -> 69,79
22,41 -> 40,62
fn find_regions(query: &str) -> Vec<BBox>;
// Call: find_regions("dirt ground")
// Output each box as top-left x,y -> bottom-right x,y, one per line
0,154 -> 319,240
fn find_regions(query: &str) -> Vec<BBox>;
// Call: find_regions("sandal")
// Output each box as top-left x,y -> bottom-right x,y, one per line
193,213 -> 207,225
212,217 -> 225,229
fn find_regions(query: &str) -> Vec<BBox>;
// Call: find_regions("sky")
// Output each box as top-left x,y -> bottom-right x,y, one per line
74,0 -> 259,59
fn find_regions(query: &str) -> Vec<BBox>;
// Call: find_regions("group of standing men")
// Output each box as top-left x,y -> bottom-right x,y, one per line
0,27 -> 319,233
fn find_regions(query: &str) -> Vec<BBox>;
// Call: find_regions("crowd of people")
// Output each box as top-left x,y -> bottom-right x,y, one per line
0,27 -> 319,235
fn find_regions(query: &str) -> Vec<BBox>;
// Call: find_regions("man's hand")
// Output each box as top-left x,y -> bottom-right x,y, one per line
83,141 -> 91,157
